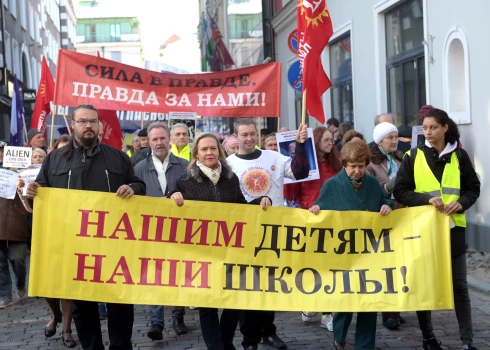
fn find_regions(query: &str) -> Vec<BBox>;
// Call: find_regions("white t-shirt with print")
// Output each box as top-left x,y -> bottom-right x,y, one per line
227,150 -> 295,207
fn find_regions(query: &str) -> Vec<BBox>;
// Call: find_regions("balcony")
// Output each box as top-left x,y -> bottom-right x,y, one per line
76,33 -> 140,44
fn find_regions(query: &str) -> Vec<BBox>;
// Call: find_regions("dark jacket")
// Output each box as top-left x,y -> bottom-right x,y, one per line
171,162 -> 262,205
393,145 -> 480,256
393,145 -> 480,211
0,194 -> 28,242
134,152 -> 189,197
315,169 -> 393,212
131,147 -> 151,166
35,141 -> 145,195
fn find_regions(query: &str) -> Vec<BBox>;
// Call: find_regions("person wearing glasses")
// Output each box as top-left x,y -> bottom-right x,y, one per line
366,122 -> 406,330
284,127 -> 342,331
22,104 -> 146,350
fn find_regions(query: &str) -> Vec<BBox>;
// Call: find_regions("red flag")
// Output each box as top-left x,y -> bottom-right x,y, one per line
297,0 -> 334,124
98,109 -> 123,149
31,57 -> 55,132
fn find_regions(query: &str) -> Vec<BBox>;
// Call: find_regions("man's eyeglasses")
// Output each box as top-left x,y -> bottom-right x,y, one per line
73,119 -> 99,126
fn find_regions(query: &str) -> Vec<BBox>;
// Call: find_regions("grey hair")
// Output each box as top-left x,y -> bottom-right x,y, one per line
132,135 -> 139,141
170,123 -> 189,135
32,148 -> 47,157
234,118 -> 257,134
148,121 -> 170,138
374,113 -> 394,126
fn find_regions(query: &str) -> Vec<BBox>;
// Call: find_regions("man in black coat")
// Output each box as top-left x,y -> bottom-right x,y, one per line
26,104 -> 146,350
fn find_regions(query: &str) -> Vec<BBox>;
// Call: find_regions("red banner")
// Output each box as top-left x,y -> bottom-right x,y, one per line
297,0 -> 334,124
54,50 -> 281,117
31,57 -> 55,132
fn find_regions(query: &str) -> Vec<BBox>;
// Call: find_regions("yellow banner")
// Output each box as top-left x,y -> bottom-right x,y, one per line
29,188 -> 454,312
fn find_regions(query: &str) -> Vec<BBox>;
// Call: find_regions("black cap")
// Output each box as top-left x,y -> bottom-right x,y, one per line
138,128 -> 148,137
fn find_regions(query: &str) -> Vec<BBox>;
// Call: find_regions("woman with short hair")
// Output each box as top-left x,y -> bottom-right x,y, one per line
310,140 -> 393,350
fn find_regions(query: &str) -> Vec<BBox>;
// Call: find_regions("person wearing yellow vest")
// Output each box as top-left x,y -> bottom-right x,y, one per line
126,135 -> 140,158
170,123 -> 191,161
394,108 -> 480,350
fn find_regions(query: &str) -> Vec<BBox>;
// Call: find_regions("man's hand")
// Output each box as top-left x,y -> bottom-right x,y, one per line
295,124 -> 308,144
116,185 -> 134,199
170,192 -> 185,207
26,182 -> 40,199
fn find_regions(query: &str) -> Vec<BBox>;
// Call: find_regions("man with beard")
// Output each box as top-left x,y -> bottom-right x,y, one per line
134,121 -> 190,340
25,104 -> 146,350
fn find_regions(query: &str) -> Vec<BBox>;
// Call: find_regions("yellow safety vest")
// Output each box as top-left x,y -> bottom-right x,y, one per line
412,149 -> 466,227
171,144 -> 191,161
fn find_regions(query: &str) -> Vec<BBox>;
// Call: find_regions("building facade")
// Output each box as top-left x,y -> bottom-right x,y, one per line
0,0 -> 63,141
60,0 -> 77,50
271,0 -> 490,252
75,0 -> 143,67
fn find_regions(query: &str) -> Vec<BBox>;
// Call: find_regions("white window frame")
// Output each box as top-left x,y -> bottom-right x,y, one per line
20,0 -> 27,29
9,0 -> 16,18
373,0 -> 429,114
442,26 -> 471,125
322,20 -> 354,126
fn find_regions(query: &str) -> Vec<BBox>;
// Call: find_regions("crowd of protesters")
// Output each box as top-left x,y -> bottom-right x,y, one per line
0,103 -> 480,350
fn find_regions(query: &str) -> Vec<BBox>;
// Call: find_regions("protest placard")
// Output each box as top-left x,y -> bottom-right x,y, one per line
277,128 -> 319,184
3,146 -> 32,169
0,169 -> 18,199
169,111 -> 197,144
18,168 -> 41,196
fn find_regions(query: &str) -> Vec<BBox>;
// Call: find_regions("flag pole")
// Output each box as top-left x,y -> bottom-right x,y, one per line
50,105 -> 56,147
62,108 -> 72,136
301,90 -> 307,125
21,112 -> 28,143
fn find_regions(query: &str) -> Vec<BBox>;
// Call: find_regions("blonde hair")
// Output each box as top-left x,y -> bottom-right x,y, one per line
190,133 -> 227,166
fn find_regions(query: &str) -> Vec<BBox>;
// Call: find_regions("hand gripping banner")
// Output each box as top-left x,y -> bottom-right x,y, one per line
29,188 -> 454,312
54,50 -> 281,117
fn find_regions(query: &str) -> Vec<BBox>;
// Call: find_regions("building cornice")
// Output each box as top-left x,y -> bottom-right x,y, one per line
270,1 -> 297,34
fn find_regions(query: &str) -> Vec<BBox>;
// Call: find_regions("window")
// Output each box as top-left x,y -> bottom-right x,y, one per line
443,27 -> 471,124
9,0 -> 16,17
385,0 -> 425,128
329,35 -> 353,124
20,0 -> 27,28
13,40 -> 19,75
85,24 -> 96,42
28,4 -> 34,38
111,51 -> 121,62
110,24 -> 121,42
241,20 -> 248,38
5,33 -> 11,72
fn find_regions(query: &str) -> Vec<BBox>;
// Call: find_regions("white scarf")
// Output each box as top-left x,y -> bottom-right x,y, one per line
196,160 -> 222,185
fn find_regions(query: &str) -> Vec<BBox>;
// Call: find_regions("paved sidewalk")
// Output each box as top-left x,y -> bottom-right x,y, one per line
1,288 -> 489,350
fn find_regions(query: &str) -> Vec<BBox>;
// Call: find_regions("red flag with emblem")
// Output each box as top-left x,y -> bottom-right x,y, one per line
297,0 -> 333,124
31,57 -> 55,132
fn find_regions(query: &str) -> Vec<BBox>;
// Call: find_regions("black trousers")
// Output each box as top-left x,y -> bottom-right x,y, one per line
239,310 -> 276,347
199,308 -> 240,350
416,251 -> 473,344
71,300 -> 134,350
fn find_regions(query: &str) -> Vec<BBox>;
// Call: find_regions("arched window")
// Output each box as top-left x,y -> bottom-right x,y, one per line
443,27 -> 470,124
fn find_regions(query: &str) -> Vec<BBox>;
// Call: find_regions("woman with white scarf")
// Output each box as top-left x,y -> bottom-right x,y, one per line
170,132 -> 271,350
366,122 -> 405,331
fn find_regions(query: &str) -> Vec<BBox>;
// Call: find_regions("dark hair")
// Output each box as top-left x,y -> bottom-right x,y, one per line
53,134 -> 71,150
421,108 -> 460,144
342,129 -> 364,147
340,139 -> 372,166
234,118 -> 257,134
73,104 -> 99,120
337,121 -> 353,139
313,127 -> 341,172
326,117 -> 339,128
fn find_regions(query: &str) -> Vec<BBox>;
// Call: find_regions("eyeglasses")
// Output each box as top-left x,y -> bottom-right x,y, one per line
73,119 -> 99,126
321,138 -> 334,143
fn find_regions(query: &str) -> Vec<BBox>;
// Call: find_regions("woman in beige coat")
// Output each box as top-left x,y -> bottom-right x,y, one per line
366,122 -> 405,330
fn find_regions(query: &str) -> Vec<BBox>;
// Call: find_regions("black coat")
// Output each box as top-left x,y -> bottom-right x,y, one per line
35,142 -> 146,195
171,162 -> 263,205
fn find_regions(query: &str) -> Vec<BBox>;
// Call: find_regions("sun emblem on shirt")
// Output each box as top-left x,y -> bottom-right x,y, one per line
244,170 -> 269,194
